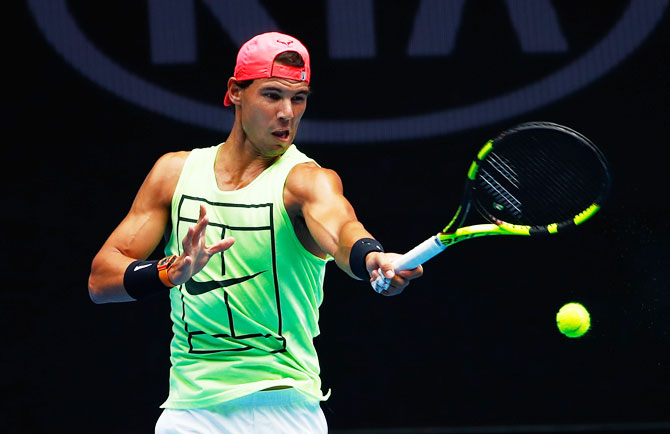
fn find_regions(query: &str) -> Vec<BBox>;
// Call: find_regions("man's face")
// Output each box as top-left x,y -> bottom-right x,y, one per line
236,75 -> 311,157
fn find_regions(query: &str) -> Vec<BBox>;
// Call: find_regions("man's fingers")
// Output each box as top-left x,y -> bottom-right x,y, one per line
376,267 -> 421,296
193,213 -> 209,239
207,237 -> 235,255
397,266 -> 423,281
368,253 -> 423,296
182,226 -> 195,250
376,264 -> 395,282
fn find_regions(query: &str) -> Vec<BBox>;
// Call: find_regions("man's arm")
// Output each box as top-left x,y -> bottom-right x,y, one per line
88,152 -> 234,303
285,163 -> 422,295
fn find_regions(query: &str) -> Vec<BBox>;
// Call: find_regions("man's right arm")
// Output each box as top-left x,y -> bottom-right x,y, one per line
87,152 -> 186,304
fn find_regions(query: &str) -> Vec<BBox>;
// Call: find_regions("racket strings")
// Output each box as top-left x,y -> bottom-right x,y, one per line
509,152 -> 601,223
486,153 -> 520,188
478,167 -> 523,219
528,145 -> 602,213
515,145 -> 587,220
535,136 -> 605,201
474,128 -> 608,226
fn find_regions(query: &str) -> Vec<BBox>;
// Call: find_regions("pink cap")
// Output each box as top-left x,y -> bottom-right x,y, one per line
223,32 -> 311,106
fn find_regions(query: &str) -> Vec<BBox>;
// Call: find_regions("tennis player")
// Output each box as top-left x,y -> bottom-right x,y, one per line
88,31 -> 422,433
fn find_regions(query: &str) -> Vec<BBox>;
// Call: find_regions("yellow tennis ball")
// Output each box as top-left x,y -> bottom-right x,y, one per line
556,302 -> 590,338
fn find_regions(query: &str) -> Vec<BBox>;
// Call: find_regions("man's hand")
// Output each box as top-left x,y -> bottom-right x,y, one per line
168,205 -> 235,285
366,252 -> 423,296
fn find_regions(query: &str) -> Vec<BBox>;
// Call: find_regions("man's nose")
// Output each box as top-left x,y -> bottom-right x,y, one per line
277,97 -> 294,120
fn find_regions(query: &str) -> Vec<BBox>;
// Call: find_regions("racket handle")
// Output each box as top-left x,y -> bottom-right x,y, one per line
371,235 -> 446,293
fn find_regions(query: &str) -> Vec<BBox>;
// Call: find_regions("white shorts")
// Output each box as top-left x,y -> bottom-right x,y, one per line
155,388 -> 328,434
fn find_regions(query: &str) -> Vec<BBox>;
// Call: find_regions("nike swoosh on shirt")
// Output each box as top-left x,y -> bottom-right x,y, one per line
184,270 -> 266,295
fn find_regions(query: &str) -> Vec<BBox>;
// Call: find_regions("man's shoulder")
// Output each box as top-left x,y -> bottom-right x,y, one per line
154,150 -> 191,176
155,143 -> 222,170
288,162 -> 337,183
285,163 -> 343,202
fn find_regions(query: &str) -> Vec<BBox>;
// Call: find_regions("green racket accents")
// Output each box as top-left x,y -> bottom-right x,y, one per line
468,140 -> 495,180
467,161 -> 479,180
477,140 -> 494,160
442,205 -> 464,233
437,222 -> 532,247
574,203 -> 601,225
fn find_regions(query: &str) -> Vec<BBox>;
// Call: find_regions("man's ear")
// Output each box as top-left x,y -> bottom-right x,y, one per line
227,77 -> 242,105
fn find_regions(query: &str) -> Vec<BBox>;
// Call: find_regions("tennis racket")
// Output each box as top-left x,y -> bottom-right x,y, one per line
372,121 -> 611,293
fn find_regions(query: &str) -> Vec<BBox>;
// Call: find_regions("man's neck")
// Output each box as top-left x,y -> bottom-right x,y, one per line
214,123 -> 281,191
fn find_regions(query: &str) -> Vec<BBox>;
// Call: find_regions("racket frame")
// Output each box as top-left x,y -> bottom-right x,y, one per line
371,122 -> 609,293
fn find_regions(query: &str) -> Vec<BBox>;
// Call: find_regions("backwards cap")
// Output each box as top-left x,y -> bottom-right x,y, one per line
223,32 -> 311,106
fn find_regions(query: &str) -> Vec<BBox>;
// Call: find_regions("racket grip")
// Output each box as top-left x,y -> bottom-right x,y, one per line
392,235 -> 446,271
371,235 -> 446,293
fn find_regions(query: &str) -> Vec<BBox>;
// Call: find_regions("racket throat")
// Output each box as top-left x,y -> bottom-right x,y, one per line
438,223 -> 525,247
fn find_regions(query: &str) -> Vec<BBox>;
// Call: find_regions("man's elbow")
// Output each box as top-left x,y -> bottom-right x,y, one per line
88,275 -> 105,304
88,273 -> 109,304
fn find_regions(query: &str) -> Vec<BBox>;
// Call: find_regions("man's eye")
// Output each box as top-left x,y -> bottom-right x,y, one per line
264,93 -> 280,100
292,96 -> 306,103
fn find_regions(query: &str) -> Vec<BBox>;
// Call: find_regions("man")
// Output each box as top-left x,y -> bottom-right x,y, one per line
88,32 -> 422,433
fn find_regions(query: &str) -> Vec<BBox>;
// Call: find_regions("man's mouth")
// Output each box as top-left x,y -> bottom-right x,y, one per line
272,129 -> 291,142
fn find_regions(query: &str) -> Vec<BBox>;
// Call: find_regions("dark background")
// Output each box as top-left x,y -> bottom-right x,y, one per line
4,1 -> 669,433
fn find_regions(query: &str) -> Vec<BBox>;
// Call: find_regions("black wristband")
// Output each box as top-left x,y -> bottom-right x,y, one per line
349,238 -> 384,280
123,259 -> 170,300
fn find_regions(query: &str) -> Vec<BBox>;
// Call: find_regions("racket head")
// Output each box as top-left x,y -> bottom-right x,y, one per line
466,122 -> 611,235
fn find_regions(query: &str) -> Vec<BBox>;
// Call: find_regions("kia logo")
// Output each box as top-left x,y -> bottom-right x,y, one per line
28,0 -> 668,144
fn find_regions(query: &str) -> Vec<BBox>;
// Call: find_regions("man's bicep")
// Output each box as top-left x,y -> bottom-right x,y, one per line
100,153 -> 180,260
302,193 -> 355,252
299,172 -> 372,262
103,203 -> 169,260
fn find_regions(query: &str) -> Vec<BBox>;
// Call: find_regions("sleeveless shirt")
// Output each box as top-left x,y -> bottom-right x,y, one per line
160,143 -> 330,409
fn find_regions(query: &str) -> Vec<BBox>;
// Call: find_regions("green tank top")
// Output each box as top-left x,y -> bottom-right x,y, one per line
161,144 -> 331,409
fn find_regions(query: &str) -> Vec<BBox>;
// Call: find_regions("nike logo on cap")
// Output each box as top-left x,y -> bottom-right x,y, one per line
184,270 -> 266,295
